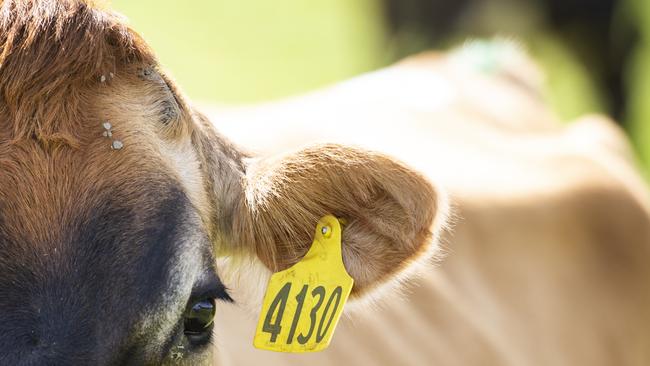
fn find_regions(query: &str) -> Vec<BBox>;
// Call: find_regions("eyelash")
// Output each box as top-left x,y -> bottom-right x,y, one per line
188,275 -> 233,306
188,289 -> 229,306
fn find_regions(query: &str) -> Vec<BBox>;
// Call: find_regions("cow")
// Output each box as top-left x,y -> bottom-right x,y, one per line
204,45 -> 650,365
0,1 -> 446,364
2,1 -> 650,366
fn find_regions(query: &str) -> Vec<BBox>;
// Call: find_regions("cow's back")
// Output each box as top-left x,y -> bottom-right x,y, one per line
207,46 -> 650,365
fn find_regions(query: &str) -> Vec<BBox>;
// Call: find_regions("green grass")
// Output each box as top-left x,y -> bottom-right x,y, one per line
112,0 -> 387,104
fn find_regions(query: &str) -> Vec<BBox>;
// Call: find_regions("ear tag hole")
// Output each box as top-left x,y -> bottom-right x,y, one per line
321,225 -> 331,238
254,215 -> 353,353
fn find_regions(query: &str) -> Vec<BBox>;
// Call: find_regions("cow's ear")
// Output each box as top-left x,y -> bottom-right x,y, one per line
232,144 -> 447,297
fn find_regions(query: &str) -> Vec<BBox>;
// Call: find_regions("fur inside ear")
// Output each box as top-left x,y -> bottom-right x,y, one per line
232,144 -> 446,296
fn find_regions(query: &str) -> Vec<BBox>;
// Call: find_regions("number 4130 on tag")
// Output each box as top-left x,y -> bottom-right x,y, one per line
253,215 -> 354,353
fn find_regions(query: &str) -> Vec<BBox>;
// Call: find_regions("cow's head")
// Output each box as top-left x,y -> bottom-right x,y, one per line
0,1 -> 447,364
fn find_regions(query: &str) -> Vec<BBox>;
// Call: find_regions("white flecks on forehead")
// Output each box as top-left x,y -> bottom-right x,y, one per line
111,140 -> 124,150
102,122 -> 113,138
100,71 -> 116,83
101,121 -> 125,151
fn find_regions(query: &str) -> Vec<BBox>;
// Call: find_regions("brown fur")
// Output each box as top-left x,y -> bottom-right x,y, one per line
0,0 -> 171,258
0,0 -> 154,146
6,1 -> 649,364
233,144 -> 439,295
0,0 -> 440,295
0,2 -> 443,362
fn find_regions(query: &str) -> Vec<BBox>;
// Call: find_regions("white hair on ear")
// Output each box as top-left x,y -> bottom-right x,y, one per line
216,255 -> 272,316
345,183 -> 454,313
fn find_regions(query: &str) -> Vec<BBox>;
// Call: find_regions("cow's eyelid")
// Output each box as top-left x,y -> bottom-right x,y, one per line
189,286 -> 231,304
188,271 -> 232,305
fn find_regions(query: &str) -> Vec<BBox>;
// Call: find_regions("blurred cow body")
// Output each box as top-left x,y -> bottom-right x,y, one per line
206,45 -> 650,365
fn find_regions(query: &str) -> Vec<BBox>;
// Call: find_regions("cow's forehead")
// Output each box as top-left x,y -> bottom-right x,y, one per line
0,149 -> 216,363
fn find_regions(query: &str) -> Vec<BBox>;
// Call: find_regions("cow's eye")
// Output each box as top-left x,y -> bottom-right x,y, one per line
184,298 -> 216,342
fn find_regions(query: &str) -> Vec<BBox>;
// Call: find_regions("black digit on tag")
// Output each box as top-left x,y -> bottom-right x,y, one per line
316,286 -> 343,342
262,282 -> 292,342
297,286 -> 325,344
286,284 -> 308,344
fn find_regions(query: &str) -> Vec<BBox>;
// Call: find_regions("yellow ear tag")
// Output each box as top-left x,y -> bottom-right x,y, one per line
253,215 -> 353,353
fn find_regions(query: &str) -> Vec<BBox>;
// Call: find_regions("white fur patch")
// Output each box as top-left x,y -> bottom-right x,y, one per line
159,139 -> 211,224
216,255 -> 272,315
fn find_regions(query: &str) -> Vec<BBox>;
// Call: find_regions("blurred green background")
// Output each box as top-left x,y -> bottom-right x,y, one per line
112,0 -> 387,103
112,0 -> 650,176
